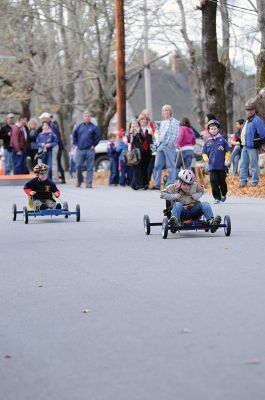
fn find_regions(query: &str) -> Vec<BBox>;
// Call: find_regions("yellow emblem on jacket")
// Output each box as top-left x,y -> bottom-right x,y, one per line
45,185 -> 50,192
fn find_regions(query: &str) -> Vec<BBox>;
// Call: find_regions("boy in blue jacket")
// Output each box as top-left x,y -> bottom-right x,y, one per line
202,119 -> 230,203
107,133 -> 119,185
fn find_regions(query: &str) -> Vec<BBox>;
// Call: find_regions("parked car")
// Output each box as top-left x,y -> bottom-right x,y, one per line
94,140 -> 109,171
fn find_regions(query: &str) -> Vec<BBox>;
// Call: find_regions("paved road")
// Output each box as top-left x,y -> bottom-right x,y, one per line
1,183 -> 265,400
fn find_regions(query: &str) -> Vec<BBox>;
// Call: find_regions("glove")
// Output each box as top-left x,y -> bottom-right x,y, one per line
54,191 -> 60,198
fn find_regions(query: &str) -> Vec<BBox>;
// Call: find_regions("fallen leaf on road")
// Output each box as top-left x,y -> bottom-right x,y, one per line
82,309 -> 91,314
242,358 -> 262,365
37,284 -> 43,288
4,354 -> 12,359
180,328 -> 192,334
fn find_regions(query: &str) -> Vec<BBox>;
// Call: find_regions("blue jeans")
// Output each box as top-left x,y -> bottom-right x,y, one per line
12,149 -> 28,175
69,154 -> 75,177
57,147 -> 65,180
76,148 -> 95,185
230,146 -> 241,175
172,201 -> 214,222
109,157 -> 119,184
240,146 -> 259,186
4,149 -> 12,175
154,145 -> 176,188
119,161 -> 132,186
176,149 -> 194,178
39,150 -> 53,180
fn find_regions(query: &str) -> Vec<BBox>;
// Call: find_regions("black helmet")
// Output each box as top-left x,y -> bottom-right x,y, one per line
207,119 -> 220,129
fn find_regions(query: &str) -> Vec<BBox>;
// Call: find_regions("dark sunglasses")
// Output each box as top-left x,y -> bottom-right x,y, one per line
39,170 -> 48,175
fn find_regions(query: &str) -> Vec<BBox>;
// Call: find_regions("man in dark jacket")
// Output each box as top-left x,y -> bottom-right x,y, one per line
10,115 -> 28,174
73,111 -> 100,188
240,99 -> 265,187
0,113 -> 15,174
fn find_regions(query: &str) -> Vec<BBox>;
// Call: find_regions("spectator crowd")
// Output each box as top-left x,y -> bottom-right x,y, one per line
1,98 -> 265,197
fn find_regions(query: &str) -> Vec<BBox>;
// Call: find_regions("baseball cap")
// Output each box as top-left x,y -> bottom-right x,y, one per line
39,112 -> 50,119
245,99 -> 256,110
7,113 -> 15,118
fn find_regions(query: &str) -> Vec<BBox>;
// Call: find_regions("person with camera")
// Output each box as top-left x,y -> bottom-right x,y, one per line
239,99 -> 265,188
128,119 -> 153,190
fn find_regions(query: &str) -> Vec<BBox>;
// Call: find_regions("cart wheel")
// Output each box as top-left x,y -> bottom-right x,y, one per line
143,214 -> 151,235
224,215 -> 231,236
161,216 -> 168,239
76,204 -> 80,222
12,204 -> 17,221
23,206 -> 28,224
63,202 -> 69,218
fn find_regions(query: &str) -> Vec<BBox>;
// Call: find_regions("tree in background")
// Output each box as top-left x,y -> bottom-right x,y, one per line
199,0 -> 227,133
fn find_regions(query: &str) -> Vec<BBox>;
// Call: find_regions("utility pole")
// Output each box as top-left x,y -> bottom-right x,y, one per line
115,0 -> 126,131
143,0 -> 153,119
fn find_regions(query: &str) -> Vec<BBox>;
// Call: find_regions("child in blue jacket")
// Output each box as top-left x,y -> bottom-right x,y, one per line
107,133 -> 119,185
202,119 -> 230,203
116,130 -> 132,186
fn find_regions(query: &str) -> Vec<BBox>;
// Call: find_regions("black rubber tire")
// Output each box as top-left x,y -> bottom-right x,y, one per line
143,214 -> 151,235
76,204 -> 80,222
162,216 -> 168,239
224,215 -> 231,236
23,206 -> 28,224
94,155 -> 110,172
63,202 -> 69,218
12,204 -> 17,221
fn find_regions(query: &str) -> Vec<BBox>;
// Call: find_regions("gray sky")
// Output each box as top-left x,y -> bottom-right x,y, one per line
133,0 -> 259,74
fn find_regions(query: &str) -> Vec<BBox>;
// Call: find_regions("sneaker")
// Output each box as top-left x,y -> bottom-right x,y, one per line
150,186 -> 160,190
210,215 -> 222,233
239,183 -> 247,188
221,195 -> 226,203
40,204 -> 46,210
169,216 -> 179,233
56,204 -> 62,209
251,183 -> 258,187
76,182 -> 82,188
214,199 -> 220,204
86,183 -> 93,188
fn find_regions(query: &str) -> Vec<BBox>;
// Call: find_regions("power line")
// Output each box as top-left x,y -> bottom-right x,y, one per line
217,0 -> 257,14
205,0 -> 258,16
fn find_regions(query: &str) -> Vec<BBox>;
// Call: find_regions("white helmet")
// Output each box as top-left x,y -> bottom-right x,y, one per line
178,169 -> 195,184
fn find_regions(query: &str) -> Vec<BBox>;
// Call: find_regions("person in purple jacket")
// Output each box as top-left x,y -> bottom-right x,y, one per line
73,111 -> 100,188
36,121 -> 58,180
202,119 -> 231,204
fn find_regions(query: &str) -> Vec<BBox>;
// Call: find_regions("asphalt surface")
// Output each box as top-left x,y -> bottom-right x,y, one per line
1,182 -> 265,400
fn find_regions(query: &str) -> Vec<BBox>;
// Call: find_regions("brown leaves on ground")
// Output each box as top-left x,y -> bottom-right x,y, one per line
93,171 -> 265,198
204,174 -> 265,198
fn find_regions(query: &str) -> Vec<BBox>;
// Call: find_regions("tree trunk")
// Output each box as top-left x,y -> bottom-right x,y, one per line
21,98 -> 31,120
177,0 -> 204,129
200,0 -> 227,132
256,0 -> 265,93
220,0 -> 233,135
